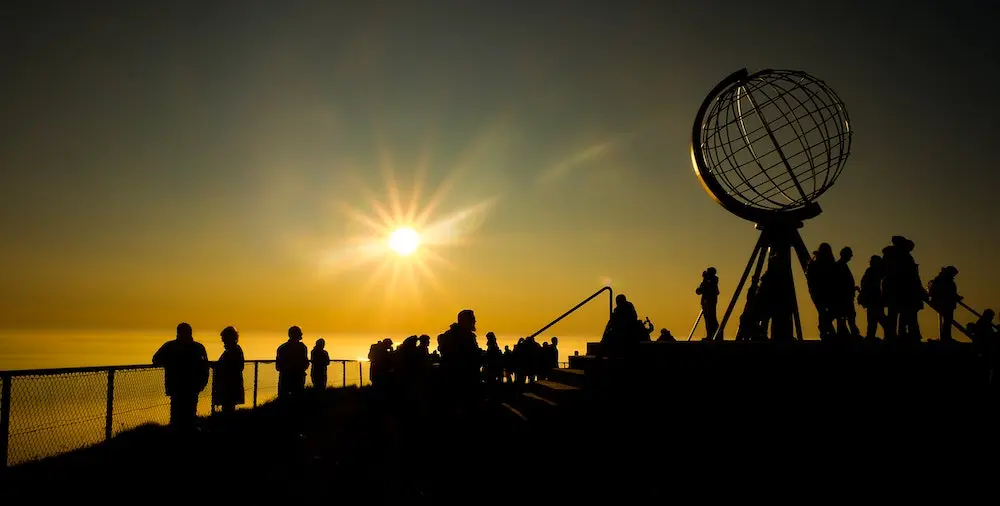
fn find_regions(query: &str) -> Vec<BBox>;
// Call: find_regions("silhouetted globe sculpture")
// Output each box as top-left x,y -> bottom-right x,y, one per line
688,68 -> 853,342
692,68 -> 851,223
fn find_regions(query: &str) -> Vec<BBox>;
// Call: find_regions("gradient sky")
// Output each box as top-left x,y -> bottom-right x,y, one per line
1,0 -> 997,341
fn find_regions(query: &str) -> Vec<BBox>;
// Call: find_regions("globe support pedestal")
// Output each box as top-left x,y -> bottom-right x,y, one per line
712,221 -> 812,341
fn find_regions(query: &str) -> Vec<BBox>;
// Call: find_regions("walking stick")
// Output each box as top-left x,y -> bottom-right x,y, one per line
687,309 -> 704,342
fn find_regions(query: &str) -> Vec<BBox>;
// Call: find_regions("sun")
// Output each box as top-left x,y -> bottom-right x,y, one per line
387,227 -> 421,256
316,132 -> 502,315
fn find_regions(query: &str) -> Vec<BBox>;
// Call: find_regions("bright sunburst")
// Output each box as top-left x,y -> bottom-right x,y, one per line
387,227 -> 421,256
316,138 -> 501,315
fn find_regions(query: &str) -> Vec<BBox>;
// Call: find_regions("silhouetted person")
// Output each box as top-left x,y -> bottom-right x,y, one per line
368,338 -> 394,387
898,238 -> 926,341
311,338 -> 331,389
657,329 -> 676,342
884,236 -> 925,341
395,335 -> 423,380
549,336 -> 559,370
211,326 -> 245,415
437,309 -> 482,399
881,244 -> 902,340
928,266 -> 962,341
523,336 -> 542,382
417,334 -> 431,354
153,322 -> 209,429
413,334 -> 434,393
602,294 -> 641,354
416,334 -> 433,376
858,255 -> 886,340
807,243 -> 837,339
696,268 -> 720,340
276,326 -> 309,399
640,317 -> 655,342
540,342 -> 552,379
512,337 -> 527,383
969,309 -> 998,390
484,332 -> 503,387
747,252 -> 780,341
833,247 -> 861,339
502,345 -> 513,383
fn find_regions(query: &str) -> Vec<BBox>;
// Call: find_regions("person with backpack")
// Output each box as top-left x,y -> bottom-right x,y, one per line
928,266 -> 961,341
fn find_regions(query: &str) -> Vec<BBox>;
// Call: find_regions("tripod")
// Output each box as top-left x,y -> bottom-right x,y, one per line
712,221 -> 813,341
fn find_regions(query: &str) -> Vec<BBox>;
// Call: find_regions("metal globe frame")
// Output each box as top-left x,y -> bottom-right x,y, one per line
690,68 -> 852,341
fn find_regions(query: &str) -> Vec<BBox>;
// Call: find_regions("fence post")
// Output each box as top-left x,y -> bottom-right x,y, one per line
342,361 -> 346,387
105,369 -> 115,441
1,374 -> 11,468
252,362 -> 259,408
358,361 -> 362,387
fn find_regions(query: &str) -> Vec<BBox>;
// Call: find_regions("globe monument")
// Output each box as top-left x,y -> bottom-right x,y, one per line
690,68 -> 852,341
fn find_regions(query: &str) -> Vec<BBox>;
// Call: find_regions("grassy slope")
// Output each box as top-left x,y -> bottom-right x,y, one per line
1,387 -> 549,502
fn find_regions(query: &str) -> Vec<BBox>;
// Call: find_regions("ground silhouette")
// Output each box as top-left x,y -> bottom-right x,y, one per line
4,370 -> 997,503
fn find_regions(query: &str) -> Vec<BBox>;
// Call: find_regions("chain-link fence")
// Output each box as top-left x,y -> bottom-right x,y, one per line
0,359 -> 368,467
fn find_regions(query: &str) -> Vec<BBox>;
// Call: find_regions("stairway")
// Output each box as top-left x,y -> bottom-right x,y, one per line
496,368 -> 587,425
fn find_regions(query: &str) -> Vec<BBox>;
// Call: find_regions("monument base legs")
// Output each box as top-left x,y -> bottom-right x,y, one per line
714,222 -> 812,341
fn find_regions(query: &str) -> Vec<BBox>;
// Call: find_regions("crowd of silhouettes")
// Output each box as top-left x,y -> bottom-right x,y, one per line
813,235 -> 988,344
150,233 -> 998,429
151,311 -> 567,429
365,310 -> 562,402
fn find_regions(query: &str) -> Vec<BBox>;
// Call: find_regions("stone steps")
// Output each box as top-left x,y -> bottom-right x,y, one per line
495,372 -> 586,426
543,367 -> 586,388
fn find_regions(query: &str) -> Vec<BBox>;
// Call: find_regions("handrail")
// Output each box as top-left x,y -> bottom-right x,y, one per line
923,293 -> 999,339
957,300 -> 999,332
526,286 -> 613,341
0,359 -> 359,378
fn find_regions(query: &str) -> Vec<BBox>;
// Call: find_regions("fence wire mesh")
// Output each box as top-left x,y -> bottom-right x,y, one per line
1,360 -> 366,467
110,368 -> 171,435
6,370 -> 109,466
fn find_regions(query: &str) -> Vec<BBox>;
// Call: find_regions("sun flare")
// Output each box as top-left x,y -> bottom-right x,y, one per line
316,134 -> 502,317
387,227 -> 421,256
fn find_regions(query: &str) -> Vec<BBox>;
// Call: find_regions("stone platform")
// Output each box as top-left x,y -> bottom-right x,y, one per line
567,339 -> 992,427
496,339 -> 998,489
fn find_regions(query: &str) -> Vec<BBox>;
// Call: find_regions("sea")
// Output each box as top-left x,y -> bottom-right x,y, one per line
0,329 -> 592,466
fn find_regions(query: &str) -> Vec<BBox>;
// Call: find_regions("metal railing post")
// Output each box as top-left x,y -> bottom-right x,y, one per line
609,287 -> 614,321
252,362 -> 259,408
1,374 -> 11,468
341,361 -> 346,387
358,361 -> 362,386
105,369 -> 115,441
